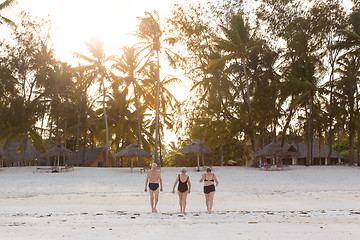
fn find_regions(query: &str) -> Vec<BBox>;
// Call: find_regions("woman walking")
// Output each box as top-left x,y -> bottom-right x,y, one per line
199,167 -> 219,213
172,167 -> 191,213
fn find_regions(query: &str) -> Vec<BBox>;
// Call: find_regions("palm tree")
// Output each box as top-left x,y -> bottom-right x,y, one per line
112,45 -> 150,147
0,0 -> 16,28
334,10 -> 360,165
135,10 -> 180,165
74,38 -> 112,167
209,14 -> 261,153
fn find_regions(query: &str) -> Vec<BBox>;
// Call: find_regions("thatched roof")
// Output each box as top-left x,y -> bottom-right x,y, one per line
256,137 -> 342,159
115,144 -> 151,158
0,141 -> 40,161
41,144 -> 72,158
67,147 -> 114,165
180,139 -> 213,155
295,138 -> 342,159
255,141 -> 297,158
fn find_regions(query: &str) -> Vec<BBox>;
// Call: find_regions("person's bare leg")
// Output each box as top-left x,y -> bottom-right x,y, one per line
178,191 -> 183,213
154,188 -> 160,212
205,194 -> 210,213
182,191 -> 188,213
208,192 -> 215,213
149,190 -> 155,212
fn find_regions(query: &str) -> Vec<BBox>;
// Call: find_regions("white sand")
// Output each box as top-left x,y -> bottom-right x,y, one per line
0,166 -> 360,239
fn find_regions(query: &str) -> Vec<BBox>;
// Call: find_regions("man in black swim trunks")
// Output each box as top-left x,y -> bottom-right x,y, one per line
145,163 -> 163,212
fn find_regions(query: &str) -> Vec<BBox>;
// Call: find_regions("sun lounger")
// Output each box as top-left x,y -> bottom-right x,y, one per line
60,164 -> 74,172
36,166 -> 57,172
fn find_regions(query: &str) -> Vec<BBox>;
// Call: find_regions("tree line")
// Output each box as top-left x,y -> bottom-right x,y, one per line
169,0 -> 360,166
0,0 -> 360,167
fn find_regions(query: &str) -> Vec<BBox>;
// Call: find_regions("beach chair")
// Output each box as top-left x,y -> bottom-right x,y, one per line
36,166 -> 57,172
60,164 -> 74,172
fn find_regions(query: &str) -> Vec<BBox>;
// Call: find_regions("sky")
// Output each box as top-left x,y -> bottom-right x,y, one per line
1,0 -> 188,144
2,0 -> 174,62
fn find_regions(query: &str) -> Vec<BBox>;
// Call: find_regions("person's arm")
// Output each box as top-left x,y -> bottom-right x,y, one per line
172,175 -> 179,193
144,172 -> 149,192
188,177 -> 191,193
199,174 -> 205,183
159,173 -> 163,192
214,174 -> 219,187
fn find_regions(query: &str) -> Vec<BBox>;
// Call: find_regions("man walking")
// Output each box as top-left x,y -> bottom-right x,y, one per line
145,163 -> 163,212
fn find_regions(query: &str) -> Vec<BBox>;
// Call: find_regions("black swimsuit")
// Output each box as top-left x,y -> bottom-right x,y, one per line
178,175 -> 189,193
203,174 -> 215,194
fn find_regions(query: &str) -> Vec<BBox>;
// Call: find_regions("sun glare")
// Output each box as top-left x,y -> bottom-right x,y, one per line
50,1 -> 140,64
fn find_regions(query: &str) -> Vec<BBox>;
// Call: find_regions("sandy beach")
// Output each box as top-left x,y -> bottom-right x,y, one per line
0,166 -> 360,239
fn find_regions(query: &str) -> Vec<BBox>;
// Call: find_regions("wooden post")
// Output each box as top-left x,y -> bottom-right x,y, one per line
197,154 -> 200,172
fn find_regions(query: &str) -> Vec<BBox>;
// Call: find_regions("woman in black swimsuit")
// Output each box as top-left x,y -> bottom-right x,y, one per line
172,167 -> 191,213
199,168 -> 219,213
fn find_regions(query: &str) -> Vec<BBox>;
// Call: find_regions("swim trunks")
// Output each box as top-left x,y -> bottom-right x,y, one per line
149,183 -> 159,191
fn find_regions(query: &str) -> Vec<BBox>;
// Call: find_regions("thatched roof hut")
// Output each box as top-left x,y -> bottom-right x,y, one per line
255,141 -> 297,158
41,144 -> 72,158
67,147 -> 116,167
180,139 -> 213,155
255,137 -> 343,165
0,141 -> 40,167
40,144 -> 72,166
115,144 -> 151,172
115,144 -> 151,158
180,139 -> 213,171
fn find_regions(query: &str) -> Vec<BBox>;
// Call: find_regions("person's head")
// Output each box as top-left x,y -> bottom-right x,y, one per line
181,167 -> 187,173
206,167 -> 211,173
152,163 -> 157,169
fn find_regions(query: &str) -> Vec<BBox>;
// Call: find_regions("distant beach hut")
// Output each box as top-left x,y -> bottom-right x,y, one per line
41,144 -> 72,166
255,141 -> 298,165
67,147 -> 115,167
180,139 -> 213,171
255,137 -> 343,166
0,141 -> 40,167
115,144 -> 151,172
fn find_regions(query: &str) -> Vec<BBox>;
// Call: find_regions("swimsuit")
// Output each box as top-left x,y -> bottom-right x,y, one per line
148,183 -> 159,191
203,174 -> 215,194
177,175 -> 189,193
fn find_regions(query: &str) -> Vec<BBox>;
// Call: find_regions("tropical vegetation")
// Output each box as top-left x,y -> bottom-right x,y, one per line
0,0 -> 359,167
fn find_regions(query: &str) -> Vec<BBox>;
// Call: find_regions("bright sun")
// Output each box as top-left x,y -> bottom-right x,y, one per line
50,1 -> 142,63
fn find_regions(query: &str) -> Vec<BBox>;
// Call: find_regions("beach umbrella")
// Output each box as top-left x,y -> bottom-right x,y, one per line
180,139 -> 213,171
41,144 -> 72,166
115,144 -> 151,172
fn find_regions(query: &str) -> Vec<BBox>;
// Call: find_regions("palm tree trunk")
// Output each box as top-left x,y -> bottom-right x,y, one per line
306,103 -> 312,166
102,80 -> 109,167
154,50 -> 161,165
48,115 -> 53,149
327,66 -> 335,161
241,57 -> 256,153
76,105 -> 81,166
349,126 -> 355,165
220,144 -> 224,166
82,128 -> 87,165
136,93 -> 143,167
21,130 -> 28,166
64,119 -> 67,148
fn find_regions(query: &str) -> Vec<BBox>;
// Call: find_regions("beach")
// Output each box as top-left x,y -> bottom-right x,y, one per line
0,166 -> 359,239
